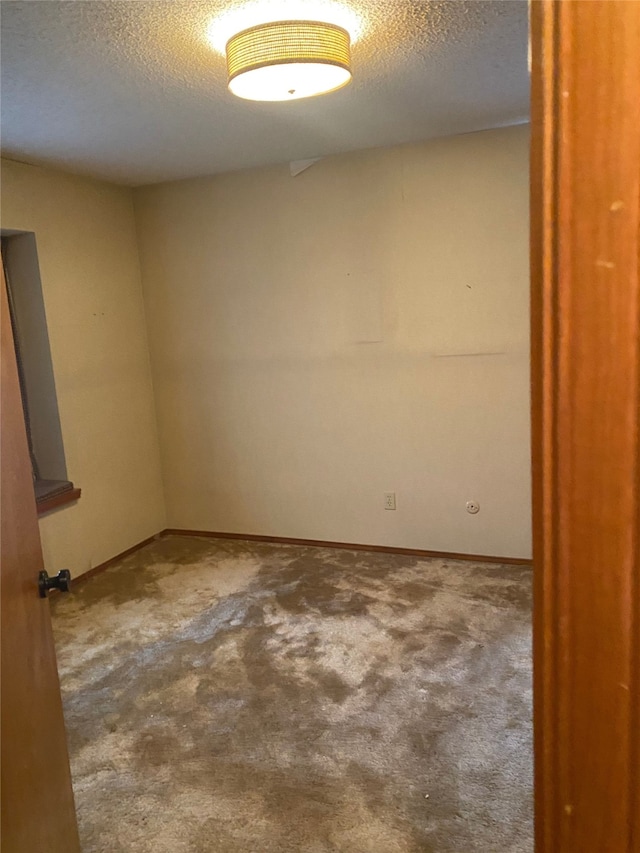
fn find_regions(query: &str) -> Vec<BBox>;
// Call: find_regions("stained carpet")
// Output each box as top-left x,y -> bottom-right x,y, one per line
51,534 -> 533,853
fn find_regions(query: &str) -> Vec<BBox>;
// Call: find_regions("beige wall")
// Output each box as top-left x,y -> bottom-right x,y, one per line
134,125 -> 531,558
1,159 -> 166,575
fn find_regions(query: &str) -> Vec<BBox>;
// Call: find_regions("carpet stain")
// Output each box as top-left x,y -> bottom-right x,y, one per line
51,535 -> 533,853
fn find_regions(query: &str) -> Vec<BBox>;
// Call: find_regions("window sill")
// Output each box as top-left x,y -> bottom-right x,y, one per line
35,480 -> 81,516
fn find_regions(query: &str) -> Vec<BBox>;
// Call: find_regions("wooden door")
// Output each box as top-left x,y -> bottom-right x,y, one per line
1,268 -> 80,850
530,1 -> 640,851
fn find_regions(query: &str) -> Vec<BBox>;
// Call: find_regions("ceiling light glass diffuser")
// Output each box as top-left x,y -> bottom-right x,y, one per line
226,20 -> 352,101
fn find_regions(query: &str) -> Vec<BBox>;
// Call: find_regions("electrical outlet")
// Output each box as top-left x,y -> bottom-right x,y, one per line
466,500 -> 480,514
384,492 -> 397,511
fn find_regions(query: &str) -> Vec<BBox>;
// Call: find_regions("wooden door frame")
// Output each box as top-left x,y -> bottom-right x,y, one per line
530,1 -> 640,850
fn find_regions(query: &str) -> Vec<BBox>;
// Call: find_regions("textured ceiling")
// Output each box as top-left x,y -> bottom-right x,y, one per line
0,0 -> 529,186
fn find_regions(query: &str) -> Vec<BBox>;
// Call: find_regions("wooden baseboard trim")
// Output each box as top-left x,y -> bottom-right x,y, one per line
73,534 -> 161,587
160,528 -> 532,567
65,530 -> 531,595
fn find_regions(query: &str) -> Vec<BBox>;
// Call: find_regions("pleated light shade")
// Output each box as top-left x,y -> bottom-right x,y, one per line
226,20 -> 352,101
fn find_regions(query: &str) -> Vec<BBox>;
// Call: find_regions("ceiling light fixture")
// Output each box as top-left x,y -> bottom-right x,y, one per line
226,20 -> 352,101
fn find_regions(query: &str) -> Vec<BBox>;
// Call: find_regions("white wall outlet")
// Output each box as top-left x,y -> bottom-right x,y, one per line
384,492 -> 397,511
466,500 -> 480,514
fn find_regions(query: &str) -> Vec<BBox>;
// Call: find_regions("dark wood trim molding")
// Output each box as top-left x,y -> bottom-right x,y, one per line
161,529 -> 533,566
36,487 -> 81,517
62,528 -> 530,595
530,1 -> 640,850
72,534 -> 159,586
